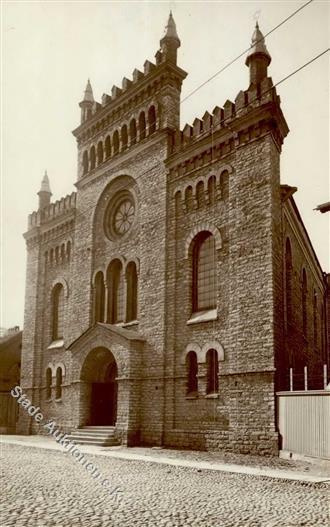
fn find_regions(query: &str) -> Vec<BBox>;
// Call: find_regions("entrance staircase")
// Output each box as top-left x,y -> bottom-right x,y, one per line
67,426 -> 119,447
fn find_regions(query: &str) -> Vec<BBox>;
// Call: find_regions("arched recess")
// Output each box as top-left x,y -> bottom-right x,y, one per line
94,271 -> 105,323
126,261 -> 138,322
180,343 -> 203,364
130,119 -> 137,145
80,347 -> 118,426
148,105 -> 156,135
201,341 -> 225,362
107,259 -> 124,324
185,224 -> 222,259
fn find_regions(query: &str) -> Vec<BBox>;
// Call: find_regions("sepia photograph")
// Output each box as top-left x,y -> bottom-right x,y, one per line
1,1 -> 329,526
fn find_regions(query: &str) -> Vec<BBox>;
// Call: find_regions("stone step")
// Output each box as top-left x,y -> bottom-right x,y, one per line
69,432 -> 116,440
66,435 -> 119,446
80,426 -> 116,431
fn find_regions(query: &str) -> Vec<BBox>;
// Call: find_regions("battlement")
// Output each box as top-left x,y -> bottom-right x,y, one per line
86,59 -> 158,120
171,78 -> 282,154
74,13 -> 186,149
28,192 -> 76,229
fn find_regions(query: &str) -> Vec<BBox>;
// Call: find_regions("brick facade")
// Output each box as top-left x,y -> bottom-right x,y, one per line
18,16 -> 329,455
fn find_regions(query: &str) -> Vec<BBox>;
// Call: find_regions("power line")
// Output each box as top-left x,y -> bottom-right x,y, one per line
43,48 -> 330,232
181,0 -> 315,103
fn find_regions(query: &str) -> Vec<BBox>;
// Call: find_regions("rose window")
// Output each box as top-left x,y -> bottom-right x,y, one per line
113,199 -> 135,235
104,189 -> 136,240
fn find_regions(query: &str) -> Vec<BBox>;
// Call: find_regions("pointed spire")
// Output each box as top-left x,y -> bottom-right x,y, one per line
160,12 -> 181,64
245,22 -> 271,66
163,11 -> 180,42
38,170 -> 52,210
83,78 -> 94,103
245,22 -> 271,84
39,170 -> 51,194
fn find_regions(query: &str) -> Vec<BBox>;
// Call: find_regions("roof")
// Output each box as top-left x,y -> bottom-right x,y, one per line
245,22 -> 271,66
0,330 -> 23,350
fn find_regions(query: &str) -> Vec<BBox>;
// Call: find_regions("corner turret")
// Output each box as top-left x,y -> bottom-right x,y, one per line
79,79 -> 94,123
245,22 -> 271,85
159,12 -> 181,65
37,170 -> 52,210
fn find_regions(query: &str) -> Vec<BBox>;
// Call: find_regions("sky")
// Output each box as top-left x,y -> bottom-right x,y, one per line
1,0 -> 329,329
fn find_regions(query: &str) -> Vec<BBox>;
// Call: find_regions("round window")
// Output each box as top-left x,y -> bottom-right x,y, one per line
104,190 -> 136,240
113,198 -> 135,235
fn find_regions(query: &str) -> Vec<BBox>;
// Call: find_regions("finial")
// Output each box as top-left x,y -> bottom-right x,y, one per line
163,11 -> 180,42
245,21 -> 271,66
82,78 -> 94,103
40,170 -> 51,194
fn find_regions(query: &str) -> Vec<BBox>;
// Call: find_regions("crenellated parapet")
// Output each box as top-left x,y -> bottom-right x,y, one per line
171,78 -> 287,157
27,192 -> 76,230
166,82 -> 288,199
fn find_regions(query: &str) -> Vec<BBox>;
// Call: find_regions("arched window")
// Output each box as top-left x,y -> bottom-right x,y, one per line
49,248 -> 54,266
52,284 -> 64,340
207,175 -> 216,204
302,269 -> 308,337
46,368 -> 52,399
206,349 -> 219,394
60,244 -> 65,262
108,260 -> 124,323
192,232 -> 216,313
66,240 -> 71,261
121,125 -> 128,150
313,290 -> 317,349
105,136 -> 111,158
113,131 -> 119,154
186,351 -> 198,395
185,186 -> 194,211
55,367 -> 62,399
97,141 -> 103,165
130,119 -> 137,145
285,239 -> 293,325
94,271 -> 105,323
90,146 -> 96,170
148,105 -> 156,135
82,151 -> 89,175
196,181 -> 204,208
139,112 -> 146,140
126,262 -> 138,322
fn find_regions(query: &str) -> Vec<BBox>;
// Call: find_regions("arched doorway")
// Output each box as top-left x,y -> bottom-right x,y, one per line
80,347 -> 118,426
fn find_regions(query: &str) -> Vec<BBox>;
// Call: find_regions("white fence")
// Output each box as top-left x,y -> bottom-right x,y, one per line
277,390 -> 330,459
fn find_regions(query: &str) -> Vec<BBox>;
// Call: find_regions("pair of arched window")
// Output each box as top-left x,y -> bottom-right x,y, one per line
45,367 -> 63,400
186,349 -> 219,395
191,232 -> 216,313
94,260 -> 138,324
51,284 -> 64,341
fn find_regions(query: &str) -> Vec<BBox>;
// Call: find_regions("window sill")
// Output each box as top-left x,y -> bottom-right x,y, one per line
187,309 -> 217,325
55,398 -> 62,403
121,320 -> 139,328
205,393 -> 219,399
48,339 -> 64,350
186,393 -> 198,400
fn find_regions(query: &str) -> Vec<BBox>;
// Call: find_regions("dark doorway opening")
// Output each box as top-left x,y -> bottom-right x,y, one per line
80,347 -> 118,427
90,362 -> 118,425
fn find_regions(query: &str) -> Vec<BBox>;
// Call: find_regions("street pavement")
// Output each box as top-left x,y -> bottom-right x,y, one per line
0,442 -> 329,527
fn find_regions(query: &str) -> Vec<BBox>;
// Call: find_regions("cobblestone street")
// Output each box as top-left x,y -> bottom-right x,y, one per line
0,443 -> 329,527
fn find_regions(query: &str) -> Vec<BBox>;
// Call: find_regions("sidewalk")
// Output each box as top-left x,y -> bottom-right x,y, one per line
1,434 -> 329,484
